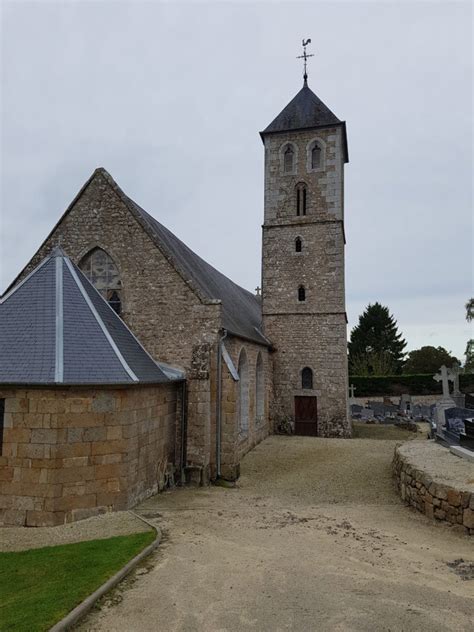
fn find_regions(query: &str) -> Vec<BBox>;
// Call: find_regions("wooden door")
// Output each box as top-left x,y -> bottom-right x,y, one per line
294,396 -> 318,436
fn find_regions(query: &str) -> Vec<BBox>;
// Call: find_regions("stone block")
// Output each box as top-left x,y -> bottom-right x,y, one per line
92,393 -> 116,413
83,427 -> 107,442
26,510 -> 65,527
446,489 -> 461,507
463,508 -> 474,529
31,428 -> 57,444
1,509 -> 27,526
70,506 -> 107,522
45,494 -> 97,512
91,439 -> 128,456
4,428 -> 31,443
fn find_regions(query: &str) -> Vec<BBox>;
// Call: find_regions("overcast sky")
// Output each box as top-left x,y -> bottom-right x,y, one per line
1,0 -> 472,359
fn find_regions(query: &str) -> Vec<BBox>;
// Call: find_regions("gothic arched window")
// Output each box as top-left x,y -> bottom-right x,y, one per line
79,248 -> 122,315
295,237 -> 302,253
255,352 -> 265,424
311,143 -> 322,169
298,285 -> 306,302
296,183 -> 307,216
284,145 -> 294,173
238,348 -> 249,436
302,367 -> 313,390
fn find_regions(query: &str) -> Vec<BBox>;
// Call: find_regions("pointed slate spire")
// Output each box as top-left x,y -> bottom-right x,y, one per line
261,82 -> 341,136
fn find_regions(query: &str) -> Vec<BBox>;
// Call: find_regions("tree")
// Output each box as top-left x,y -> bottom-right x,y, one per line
465,298 -> 474,372
403,346 -> 458,374
348,303 -> 407,375
465,340 -> 474,374
466,298 -> 474,322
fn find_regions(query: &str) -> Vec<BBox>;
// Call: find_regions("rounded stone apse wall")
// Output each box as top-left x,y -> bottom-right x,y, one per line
393,442 -> 474,535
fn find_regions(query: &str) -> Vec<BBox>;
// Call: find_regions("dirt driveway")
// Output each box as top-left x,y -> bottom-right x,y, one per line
78,435 -> 474,632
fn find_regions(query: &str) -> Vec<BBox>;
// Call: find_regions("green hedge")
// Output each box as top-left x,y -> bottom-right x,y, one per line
349,374 -> 474,397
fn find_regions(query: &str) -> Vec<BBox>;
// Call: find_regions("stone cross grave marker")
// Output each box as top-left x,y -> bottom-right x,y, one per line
433,365 -> 455,399
433,365 -> 456,437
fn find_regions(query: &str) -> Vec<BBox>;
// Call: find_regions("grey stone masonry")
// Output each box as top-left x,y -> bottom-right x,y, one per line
261,123 -> 350,437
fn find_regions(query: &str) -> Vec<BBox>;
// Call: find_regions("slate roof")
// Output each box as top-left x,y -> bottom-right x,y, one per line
261,80 -> 349,162
0,248 -> 179,385
98,170 -> 270,346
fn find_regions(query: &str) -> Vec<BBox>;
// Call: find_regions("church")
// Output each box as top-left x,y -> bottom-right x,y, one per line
0,66 -> 351,526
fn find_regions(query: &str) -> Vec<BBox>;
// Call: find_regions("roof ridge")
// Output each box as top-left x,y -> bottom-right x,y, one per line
98,171 -> 223,305
72,260 -> 178,378
63,257 -> 139,383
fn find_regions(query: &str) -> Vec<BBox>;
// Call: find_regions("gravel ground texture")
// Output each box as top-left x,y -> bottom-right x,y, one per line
76,433 -> 474,632
0,511 -> 150,552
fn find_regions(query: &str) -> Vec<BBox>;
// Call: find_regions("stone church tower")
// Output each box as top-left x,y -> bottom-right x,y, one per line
261,73 -> 351,437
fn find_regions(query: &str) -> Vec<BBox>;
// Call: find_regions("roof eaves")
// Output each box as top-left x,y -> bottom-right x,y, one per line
260,120 -> 346,141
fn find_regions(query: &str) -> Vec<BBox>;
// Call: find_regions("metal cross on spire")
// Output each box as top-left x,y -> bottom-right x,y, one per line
297,38 -> 314,85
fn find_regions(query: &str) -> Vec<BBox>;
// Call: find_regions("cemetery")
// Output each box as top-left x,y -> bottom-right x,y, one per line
349,363 -> 474,534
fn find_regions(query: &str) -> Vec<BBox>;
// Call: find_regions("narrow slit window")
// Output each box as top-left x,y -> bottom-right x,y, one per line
295,237 -> 302,253
302,367 -> 313,390
284,146 -> 294,173
0,399 -> 4,456
108,290 -> 121,315
311,143 -> 321,169
298,286 -> 306,302
296,183 -> 307,217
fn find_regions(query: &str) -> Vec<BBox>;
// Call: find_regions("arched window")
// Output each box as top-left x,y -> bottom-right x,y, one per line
238,348 -> 249,436
298,285 -> 306,302
255,353 -> 265,424
302,367 -> 313,390
296,183 -> 307,216
311,143 -> 322,169
295,237 -> 302,253
283,145 -> 294,173
79,248 -> 122,315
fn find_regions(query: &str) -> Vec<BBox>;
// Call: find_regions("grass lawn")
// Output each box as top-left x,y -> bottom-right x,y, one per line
0,530 -> 155,632
352,421 -> 418,440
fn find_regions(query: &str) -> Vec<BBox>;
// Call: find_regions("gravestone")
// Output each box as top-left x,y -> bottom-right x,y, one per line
360,408 -> 375,421
433,365 -> 456,438
450,362 -> 465,408
460,419 -> 474,451
399,394 -> 412,415
350,404 -> 362,419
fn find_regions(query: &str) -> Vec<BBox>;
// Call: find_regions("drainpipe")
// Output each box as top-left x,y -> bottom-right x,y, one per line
216,329 -> 228,479
180,380 -> 187,485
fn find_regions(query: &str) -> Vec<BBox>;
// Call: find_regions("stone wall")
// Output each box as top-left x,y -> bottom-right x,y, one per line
0,383 -> 179,526
393,442 -> 474,535
216,336 -> 272,480
261,125 -> 349,437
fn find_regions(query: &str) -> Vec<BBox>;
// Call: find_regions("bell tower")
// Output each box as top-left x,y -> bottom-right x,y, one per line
261,43 -> 351,437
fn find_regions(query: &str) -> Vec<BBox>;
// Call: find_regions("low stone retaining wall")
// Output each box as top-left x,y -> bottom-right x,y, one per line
393,441 -> 474,535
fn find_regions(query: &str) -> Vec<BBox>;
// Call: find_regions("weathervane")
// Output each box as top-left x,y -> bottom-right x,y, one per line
297,38 -> 314,85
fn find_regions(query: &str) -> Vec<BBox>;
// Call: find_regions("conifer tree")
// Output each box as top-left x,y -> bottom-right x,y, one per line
348,303 -> 407,375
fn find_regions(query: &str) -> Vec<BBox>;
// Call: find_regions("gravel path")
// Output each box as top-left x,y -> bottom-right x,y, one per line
0,511 -> 150,552
76,435 -> 474,632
